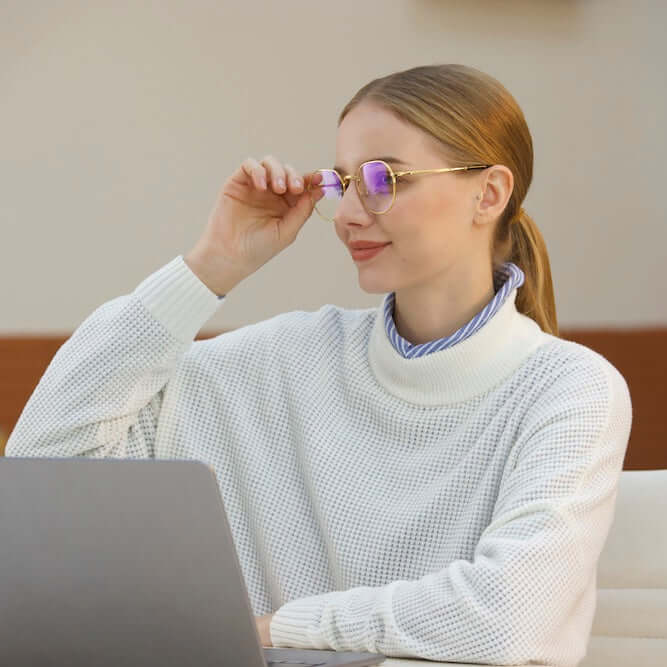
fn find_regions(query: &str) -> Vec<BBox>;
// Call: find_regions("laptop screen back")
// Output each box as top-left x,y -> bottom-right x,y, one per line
0,458 -> 267,667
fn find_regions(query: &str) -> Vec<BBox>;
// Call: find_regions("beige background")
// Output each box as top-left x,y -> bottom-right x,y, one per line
1,0 -> 665,335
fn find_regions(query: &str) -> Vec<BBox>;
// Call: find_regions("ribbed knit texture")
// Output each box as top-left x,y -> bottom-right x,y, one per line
6,255 -> 633,667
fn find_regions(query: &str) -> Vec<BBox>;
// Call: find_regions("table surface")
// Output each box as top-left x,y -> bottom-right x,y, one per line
373,659 -> 531,666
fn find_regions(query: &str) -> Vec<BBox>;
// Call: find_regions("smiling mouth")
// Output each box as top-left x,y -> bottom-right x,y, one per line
349,243 -> 390,261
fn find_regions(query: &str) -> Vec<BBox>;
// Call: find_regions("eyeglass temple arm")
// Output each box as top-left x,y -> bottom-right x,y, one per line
336,165 -> 491,189
394,165 -> 491,177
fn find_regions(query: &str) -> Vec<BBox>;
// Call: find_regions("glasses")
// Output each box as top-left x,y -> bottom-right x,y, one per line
307,159 -> 491,221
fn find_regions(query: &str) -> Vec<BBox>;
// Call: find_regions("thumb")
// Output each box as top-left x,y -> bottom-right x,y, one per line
280,189 -> 319,240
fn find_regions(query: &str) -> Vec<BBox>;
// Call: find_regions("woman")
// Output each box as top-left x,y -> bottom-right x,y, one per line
6,64 -> 632,666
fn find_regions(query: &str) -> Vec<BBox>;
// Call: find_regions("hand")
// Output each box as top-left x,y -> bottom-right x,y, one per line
255,612 -> 275,647
185,156 -> 324,297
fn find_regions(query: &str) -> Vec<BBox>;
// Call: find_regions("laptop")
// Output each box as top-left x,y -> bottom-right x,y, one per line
0,458 -> 386,667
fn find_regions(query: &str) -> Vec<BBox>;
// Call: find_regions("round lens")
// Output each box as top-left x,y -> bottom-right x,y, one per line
308,169 -> 342,221
359,161 -> 394,214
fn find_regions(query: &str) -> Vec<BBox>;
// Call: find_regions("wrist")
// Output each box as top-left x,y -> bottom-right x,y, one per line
183,249 -> 244,298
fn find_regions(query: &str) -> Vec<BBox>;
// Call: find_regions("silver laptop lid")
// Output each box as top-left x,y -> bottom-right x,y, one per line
0,458 -> 267,667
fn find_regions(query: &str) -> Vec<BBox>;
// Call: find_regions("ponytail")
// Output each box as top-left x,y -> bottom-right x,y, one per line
504,209 -> 559,337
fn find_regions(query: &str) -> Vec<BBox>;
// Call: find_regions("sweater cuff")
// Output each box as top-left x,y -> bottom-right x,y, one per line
134,254 -> 224,343
270,593 -> 332,649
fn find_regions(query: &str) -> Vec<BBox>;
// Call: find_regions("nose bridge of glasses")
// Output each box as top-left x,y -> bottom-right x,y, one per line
334,171 -> 374,220
332,160 -> 391,188
336,172 -> 359,200
340,172 -> 357,193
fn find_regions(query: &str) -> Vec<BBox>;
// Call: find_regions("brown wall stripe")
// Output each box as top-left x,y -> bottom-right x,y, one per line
1,328 -> 665,468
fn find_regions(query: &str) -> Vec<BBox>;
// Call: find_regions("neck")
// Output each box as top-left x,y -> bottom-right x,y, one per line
392,266 -> 496,345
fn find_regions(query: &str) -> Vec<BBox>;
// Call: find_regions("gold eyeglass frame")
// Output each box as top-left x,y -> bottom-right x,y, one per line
308,159 -> 492,221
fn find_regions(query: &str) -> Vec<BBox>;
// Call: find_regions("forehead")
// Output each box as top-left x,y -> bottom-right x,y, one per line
334,102 -> 435,172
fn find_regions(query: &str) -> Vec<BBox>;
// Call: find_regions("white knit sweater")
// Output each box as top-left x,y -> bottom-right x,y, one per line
6,255 -> 633,666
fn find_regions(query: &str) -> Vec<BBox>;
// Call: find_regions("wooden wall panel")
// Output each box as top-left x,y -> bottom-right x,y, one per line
1,327 -> 665,468
558,327 -> 666,470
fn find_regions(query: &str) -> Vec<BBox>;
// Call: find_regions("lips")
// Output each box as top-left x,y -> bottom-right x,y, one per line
348,241 -> 391,250
349,243 -> 390,261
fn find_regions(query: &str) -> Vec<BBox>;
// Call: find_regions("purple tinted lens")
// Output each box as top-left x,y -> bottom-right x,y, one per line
360,161 -> 393,212
311,170 -> 343,220
360,161 -> 392,195
319,170 -> 343,199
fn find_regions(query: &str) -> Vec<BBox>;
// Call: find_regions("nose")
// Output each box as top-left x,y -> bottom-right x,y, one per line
332,179 -> 374,228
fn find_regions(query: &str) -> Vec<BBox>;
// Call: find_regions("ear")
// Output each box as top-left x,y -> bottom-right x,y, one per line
474,165 -> 514,225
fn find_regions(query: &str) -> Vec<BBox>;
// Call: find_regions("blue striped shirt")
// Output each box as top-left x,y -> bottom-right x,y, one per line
383,262 -> 525,359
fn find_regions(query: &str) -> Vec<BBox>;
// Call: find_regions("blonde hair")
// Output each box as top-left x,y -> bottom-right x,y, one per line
338,64 -> 559,337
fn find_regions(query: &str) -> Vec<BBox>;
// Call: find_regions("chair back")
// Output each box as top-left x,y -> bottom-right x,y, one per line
581,469 -> 667,666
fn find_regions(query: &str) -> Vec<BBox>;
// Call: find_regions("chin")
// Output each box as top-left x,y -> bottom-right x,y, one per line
358,284 -> 389,295
356,270 -> 398,295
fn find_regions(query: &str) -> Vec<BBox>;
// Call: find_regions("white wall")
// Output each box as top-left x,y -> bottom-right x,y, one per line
2,0 -> 665,334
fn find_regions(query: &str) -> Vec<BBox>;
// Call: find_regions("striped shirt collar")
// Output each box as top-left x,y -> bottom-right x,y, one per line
383,262 -> 525,359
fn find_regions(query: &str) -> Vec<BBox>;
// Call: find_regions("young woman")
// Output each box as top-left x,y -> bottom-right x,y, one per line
7,64 -> 632,666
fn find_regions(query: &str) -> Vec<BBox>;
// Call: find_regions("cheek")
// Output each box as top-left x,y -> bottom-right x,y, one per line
386,190 -> 470,277
389,187 -> 453,252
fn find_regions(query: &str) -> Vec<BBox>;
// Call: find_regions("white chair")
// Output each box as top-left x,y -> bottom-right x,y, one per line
581,469 -> 667,667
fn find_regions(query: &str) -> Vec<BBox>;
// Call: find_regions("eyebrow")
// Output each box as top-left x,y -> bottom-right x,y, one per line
332,156 -> 408,175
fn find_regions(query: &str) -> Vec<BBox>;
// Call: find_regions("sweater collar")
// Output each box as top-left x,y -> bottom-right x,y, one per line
367,286 -> 551,405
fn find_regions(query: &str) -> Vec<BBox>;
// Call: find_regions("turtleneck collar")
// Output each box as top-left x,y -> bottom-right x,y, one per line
367,285 -> 552,406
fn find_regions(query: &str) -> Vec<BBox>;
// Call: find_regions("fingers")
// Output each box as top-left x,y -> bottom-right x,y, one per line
239,156 -> 324,205
260,156 -> 301,195
283,163 -> 304,194
240,157 -> 267,190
